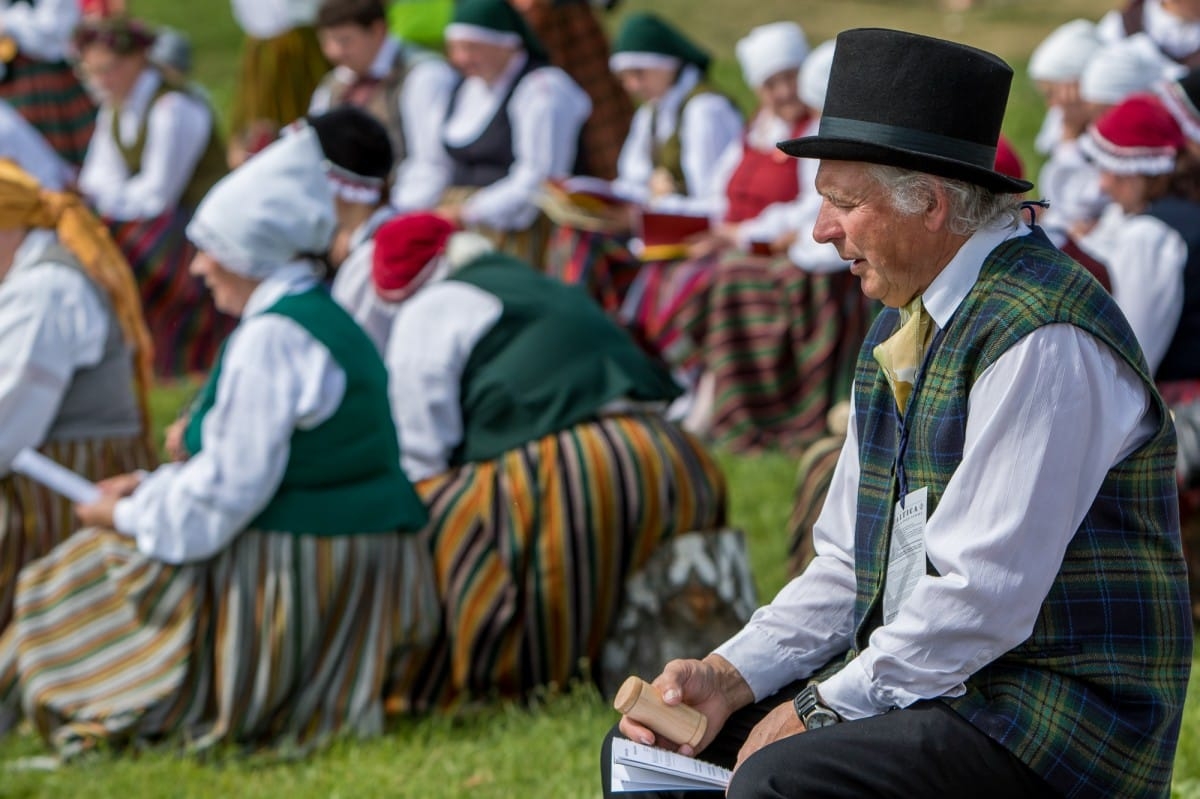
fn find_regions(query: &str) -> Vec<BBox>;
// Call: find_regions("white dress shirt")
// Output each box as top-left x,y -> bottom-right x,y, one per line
112,266 -> 348,564
1098,0 -> 1200,60
0,0 -> 78,62
714,223 -> 1156,720
384,276 -> 502,481
231,0 -> 320,39
612,64 -> 743,216
0,98 -> 74,189
309,36 -> 459,213
0,229 -> 107,475
443,51 -> 591,231
78,69 -> 213,221
330,205 -> 400,355
1078,202 -> 1188,374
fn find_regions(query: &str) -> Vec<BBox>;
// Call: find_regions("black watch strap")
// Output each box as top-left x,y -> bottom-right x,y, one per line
792,682 -> 841,728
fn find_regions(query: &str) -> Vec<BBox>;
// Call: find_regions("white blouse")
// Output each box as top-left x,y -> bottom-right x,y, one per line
113,266 -> 348,564
0,0 -> 78,62
613,64 -> 743,215
1077,202 -> 1188,374
1097,0 -> 1200,61
0,229 -> 107,475
330,205 -> 400,355
1036,138 -> 1107,246
78,69 -> 213,221
443,51 -> 592,231
714,223 -> 1157,719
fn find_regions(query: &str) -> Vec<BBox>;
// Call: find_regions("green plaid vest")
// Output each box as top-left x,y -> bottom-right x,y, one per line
849,230 -> 1192,798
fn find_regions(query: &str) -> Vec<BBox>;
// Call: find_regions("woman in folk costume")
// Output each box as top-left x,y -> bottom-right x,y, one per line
0,128 -> 437,757
0,0 -> 95,167
75,16 -> 233,378
1156,65 -> 1200,157
438,0 -> 591,267
0,160 -> 155,637
318,106 -> 403,354
228,0 -> 329,168
620,27 -> 825,400
1075,94 -> 1200,396
1098,0 -> 1200,67
369,212 -> 755,708
546,11 -> 741,313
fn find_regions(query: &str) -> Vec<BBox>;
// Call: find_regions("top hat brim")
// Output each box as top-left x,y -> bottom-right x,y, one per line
779,134 -> 1034,195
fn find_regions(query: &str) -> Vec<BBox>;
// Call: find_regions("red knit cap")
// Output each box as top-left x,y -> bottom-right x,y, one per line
993,134 -> 1024,181
372,212 -> 458,303
1079,94 -> 1185,175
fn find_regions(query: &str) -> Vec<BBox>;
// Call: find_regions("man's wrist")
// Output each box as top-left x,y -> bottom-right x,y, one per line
700,653 -> 756,714
793,681 -> 841,729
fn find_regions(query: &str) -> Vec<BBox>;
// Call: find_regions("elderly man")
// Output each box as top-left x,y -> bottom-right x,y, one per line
602,28 -> 1192,799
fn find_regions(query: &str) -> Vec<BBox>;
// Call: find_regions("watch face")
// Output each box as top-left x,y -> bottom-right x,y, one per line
805,709 -> 839,729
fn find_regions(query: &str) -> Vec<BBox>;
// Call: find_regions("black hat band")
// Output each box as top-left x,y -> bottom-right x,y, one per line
818,116 -> 998,170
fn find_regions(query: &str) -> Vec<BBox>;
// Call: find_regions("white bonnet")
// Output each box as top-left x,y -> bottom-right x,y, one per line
1079,33 -> 1188,105
186,127 -> 336,279
736,22 -> 809,89
1028,19 -> 1101,82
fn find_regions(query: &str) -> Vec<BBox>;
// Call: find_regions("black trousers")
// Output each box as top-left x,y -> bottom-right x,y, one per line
600,683 -> 1060,799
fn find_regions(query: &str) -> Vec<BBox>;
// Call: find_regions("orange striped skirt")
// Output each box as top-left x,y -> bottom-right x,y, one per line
391,413 -> 729,712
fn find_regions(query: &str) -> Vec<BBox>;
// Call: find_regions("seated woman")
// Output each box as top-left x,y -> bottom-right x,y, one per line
74,16 -> 233,377
0,0 -> 95,167
370,212 -> 756,708
1097,0 -> 1200,66
1076,93 -> 1200,397
547,11 -> 742,312
0,160 -> 155,637
0,128 -> 437,756
438,0 -> 591,267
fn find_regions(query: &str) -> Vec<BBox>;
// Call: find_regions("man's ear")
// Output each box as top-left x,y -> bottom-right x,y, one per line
922,180 -> 952,233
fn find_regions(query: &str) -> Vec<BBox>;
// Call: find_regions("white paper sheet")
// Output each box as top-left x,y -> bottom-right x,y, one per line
10,448 -> 101,504
610,738 -> 730,793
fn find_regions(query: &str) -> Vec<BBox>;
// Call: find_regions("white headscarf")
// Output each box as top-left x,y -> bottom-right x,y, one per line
1029,19 -> 1101,82
799,39 -> 836,112
1079,33 -> 1187,105
735,22 -> 809,90
186,127 -> 336,279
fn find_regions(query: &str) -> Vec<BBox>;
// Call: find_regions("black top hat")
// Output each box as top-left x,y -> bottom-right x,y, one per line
779,28 -> 1033,194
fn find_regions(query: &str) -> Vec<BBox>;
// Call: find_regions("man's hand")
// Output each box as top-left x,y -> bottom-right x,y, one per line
733,699 -> 806,771
617,654 -> 754,756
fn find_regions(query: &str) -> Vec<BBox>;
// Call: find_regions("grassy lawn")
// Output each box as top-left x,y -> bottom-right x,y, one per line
1,0 -> 1196,796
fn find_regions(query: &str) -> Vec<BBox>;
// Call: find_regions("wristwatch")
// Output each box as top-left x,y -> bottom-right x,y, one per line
792,682 -> 841,729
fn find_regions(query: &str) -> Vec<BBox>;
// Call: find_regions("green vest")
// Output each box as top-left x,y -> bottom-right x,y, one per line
449,253 -> 682,465
651,80 -> 730,194
113,72 -> 228,211
847,230 -> 1190,798
184,288 -> 427,536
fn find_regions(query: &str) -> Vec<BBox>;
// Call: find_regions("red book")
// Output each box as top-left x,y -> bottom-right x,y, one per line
638,210 -> 710,261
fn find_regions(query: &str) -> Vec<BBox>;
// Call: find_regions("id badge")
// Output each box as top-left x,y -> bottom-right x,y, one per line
883,487 -> 928,624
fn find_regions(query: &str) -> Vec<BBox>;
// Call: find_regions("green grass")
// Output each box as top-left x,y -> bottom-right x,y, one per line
2,0 -> 1193,795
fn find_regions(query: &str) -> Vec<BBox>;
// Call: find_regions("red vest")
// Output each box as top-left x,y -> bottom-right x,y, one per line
723,113 -> 809,224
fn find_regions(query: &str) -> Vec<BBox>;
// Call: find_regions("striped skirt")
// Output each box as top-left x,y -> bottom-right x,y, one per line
674,255 -> 874,453
544,226 -> 640,313
621,252 -> 719,371
786,430 -> 847,578
0,56 -> 96,167
391,413 -> 728,712
0,528 -> 439,756
230,26 -> 330,138
107,208 -> 236,378
0,434 -> 155,637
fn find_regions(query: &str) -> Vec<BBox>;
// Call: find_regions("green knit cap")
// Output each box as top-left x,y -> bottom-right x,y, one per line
449,0 -> 547,59
612,12 -> 710,71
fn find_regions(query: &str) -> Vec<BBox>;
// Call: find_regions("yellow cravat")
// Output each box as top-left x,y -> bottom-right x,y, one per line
873,296 -> 934,415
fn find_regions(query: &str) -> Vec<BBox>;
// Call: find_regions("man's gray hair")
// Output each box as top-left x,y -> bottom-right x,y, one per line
864,164 -> 1023,235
